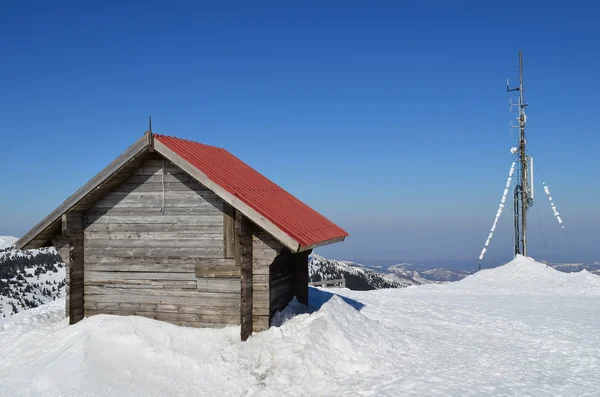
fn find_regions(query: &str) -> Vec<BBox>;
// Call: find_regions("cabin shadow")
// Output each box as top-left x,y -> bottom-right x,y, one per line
270,287 -> 365,327
308,287 -> 365,311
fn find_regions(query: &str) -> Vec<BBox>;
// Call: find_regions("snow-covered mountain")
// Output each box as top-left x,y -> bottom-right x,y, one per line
385,263 -> 472,282
1,255 -> 599,396
309,254 -> 428,289
0,239 -> 65,317
0,236 -> 18,249
549,262 -> 600,276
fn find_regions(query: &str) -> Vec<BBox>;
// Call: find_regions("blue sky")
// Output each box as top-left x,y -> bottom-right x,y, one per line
1,1 -> 598,265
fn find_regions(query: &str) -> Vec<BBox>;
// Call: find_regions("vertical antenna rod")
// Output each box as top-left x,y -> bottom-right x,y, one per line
508,51 -> 532,257
518,51 -> 528,257
148,116 -> 152,133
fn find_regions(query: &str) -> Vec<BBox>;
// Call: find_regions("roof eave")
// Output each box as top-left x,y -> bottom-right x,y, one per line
297,235 -> 347,252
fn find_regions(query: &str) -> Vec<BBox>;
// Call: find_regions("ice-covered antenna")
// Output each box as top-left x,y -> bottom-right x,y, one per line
507,51 -> 533,257
529,156 -> 534,201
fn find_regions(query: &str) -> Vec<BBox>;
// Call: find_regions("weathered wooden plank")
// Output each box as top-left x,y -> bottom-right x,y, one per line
84,246 -> 224,258
223,203 -> 235,259
195,265 -> 240,278
84,215 -> 223,225
92,195 -> 222,209
85,223 -> 223,233
84,230 -> 223,240
84,301 -> 241,316
85,293 -> 241,308
84,309 -> 240,325
293,250 -> 310,305
169,321 -> 234,329
196,278 -> 240,293
237,211 -> 254,341
252,263 -> 270,275
63,211 -> 85,325
114,182 -> 218,194
252,232 -> 284,251
85,256 -> 209,265
101,190 -> 217,200
122,173 -> 198,184
85,262 -> 195,273
252,315 -> 269,332
85,238 -> 223,249
85,271 -> 197,281
84,280 -> 198,289
253,248 -> 282,260
131,163 -> 186,175
84,286 -> 239,299
85,207 -> 223,217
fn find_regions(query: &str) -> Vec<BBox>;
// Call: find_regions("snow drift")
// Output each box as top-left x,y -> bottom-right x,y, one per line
1,255 -> 599,396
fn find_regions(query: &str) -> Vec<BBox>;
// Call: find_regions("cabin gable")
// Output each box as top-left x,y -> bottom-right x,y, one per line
79,155 -> 241,328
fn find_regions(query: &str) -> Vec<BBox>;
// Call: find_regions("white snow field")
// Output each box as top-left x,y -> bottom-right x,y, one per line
1,255 -> 599,397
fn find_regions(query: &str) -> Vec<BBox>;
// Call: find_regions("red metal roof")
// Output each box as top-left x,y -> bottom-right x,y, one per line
154,134 -> 348,248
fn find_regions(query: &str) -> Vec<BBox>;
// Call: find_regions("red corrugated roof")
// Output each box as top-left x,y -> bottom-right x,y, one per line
154,134 -> 348,248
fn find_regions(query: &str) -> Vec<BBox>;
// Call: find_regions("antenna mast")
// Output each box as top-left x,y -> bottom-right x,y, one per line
507,51 -> 533,257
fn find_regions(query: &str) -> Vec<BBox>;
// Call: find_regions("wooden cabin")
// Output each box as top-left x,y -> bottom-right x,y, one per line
16,132 -> 347,340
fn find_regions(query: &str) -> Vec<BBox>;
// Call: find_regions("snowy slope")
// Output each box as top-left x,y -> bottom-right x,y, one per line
309,254 -> 425,289
0,236 -> 18,249
1,255 -> 599,396
0,243 -> 66,316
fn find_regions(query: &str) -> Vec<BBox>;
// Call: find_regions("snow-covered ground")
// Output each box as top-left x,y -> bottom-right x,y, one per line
1,255 -> 599,396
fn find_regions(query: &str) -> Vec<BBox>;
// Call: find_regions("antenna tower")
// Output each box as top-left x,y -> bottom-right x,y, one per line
507,51 -> 533,256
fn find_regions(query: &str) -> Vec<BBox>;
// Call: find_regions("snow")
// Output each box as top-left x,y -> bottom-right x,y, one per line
1,255 -> 600,396
0,245 -> 65,316
0,236 -> 18,249
479,162 -> 515,260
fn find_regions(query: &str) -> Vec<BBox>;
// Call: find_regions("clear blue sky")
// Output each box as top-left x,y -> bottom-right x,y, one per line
1,1 -> 598,265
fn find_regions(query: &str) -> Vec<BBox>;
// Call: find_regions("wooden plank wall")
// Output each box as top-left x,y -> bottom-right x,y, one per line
252,231 -> 280,331
52,212 -> 85,324
236,211 -> 253,340
292,250 -> 311,305
82,156 -> 241,328
251,232 -> 311,331
270,249 -> 295,316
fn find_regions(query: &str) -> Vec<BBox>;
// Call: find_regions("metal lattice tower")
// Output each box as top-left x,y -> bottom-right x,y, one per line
507,51 -> 533,257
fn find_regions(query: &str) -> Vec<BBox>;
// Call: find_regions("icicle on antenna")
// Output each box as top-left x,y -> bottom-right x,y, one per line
478,161 -> 516,266
542,182 -> 564,228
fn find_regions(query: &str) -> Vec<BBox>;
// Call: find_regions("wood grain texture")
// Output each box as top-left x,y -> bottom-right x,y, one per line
63,211 -> 85,324
251,231 -> 284,332
81,157 -> 242,328
237,211 -> 254,341
195,264 -> 240,278
223,203 -> 235,259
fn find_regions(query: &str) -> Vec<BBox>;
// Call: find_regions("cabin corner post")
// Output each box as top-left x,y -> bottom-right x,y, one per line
293,249 -> 311,305
236,211 -> 253,341
61,211 -> 85,324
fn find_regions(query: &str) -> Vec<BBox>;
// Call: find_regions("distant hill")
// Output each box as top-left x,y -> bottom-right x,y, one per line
309,254 -> 429,290
0,236 -> 18,250
0,239 -> 65,317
